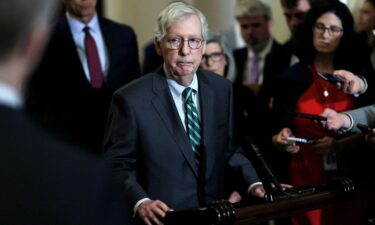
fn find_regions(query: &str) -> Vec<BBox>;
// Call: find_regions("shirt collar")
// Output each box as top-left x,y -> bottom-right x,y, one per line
0,81 -> 23,109
164,65 -> 199,98
248,37 -> 273,59
65,12 -> 100,35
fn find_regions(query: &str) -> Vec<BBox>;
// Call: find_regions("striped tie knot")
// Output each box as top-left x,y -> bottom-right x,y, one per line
182,87 -> 201,165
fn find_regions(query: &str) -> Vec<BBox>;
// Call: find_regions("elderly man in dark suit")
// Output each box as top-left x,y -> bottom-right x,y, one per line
25,0 -> 141,154
103,2 -> 280,225
0,0 -> 126,224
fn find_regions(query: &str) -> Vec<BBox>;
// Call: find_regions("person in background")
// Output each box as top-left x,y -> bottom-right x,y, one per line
0,0 -> 126,224
199,32 -> 237,81
272,1 -> 374,225
233,0 -> 291,105
103,2 -> 287,224
357,0 -> 375,69
25,0 -> 141,154
280,0 -> 312,65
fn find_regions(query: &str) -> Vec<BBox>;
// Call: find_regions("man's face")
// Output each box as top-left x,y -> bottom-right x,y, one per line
64,0 -> 97,23
358,1 -> 375,33
237,15 -> 271,53
282,0 -> 311,34
156,15 -> 206,78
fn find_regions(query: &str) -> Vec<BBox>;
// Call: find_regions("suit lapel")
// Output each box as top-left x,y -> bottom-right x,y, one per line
151,70 -> 199,177
197,70 -> 215,173
58,17 -> 92,88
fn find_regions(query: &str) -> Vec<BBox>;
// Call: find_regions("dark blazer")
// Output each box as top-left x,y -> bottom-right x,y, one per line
25,16 -> 141,154
103,68 -> 260,218
0,105 -> 126,225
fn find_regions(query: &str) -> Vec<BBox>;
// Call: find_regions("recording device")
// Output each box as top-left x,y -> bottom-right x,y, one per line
357,123 -> 375,135
317,72 -> 344,84
293,112 -> 327,121
286,110 -> 327,121
285,136 -> 316,144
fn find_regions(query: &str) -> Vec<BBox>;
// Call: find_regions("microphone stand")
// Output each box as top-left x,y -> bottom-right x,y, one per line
244,137 -> 298,202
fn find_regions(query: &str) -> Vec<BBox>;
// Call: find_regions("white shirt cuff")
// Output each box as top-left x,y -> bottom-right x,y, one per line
338,113 -> 354,133
247,182 -> 263,194
353,75 -> 368,97
133,198 -> 150,217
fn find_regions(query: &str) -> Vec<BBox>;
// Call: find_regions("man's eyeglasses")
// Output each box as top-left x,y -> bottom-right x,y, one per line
165,36 -> 204,50
202,52 -> 224,62
313,22 -> 343,37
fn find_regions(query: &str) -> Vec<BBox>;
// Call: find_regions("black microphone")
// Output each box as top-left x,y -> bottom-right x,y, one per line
243,137 -> 297,202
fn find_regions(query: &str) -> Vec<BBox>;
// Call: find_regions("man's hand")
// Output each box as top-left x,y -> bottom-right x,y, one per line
334,70 -> 366,95
228,191 -> 242,203
321,108 -> 351,131
137,200 -> 171,225
242,82 -> 261,96
249,183 -> 294,198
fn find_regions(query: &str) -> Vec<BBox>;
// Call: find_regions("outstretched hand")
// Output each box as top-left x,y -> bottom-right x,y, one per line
321,108 -> 351,131
137,200 -> 171,225
333,70 -> 366,95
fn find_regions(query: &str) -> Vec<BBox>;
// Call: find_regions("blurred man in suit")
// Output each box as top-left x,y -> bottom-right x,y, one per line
103,2 -> 284,225
233,0 -> 290,103
26,0 -> 141,154
0,0 -> 126,224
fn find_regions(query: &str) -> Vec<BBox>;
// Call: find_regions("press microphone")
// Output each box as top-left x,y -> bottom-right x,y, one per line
243,137 -> 297,202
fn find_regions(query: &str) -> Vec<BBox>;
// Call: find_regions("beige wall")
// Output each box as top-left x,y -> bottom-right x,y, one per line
103,0 -> 364,66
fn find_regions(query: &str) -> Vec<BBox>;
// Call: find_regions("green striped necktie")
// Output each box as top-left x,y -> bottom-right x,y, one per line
182,87 -> 202,165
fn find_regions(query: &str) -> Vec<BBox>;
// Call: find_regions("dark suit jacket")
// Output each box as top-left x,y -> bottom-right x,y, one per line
103,68 -> 260,218
25,16 -> 141,154
0,105 -> 126,225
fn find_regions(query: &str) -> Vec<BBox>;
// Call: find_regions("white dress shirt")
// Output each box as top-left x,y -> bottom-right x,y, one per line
66,12 -> 109,81
0,81 -> 22,109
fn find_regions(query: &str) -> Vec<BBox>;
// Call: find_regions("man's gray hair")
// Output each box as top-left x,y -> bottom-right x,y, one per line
0,0 -> 58,61
234,0 -> 272,21
154,2 -> 208,41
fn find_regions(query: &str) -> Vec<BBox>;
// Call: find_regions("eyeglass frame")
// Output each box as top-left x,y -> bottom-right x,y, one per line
201,52 -> 225,62
164,36 -> 205,50
313,22 -> 343,37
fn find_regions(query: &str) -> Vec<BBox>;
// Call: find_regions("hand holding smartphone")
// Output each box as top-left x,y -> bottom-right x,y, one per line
285,137 -> 316,144
317,72 -> 344,84
287,111 -> 327,121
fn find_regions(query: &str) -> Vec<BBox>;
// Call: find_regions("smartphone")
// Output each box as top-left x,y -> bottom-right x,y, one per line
285,136 -> 316,144
357,123 -> 375,134
317,73 -> 344,84
292,112 -> 327,121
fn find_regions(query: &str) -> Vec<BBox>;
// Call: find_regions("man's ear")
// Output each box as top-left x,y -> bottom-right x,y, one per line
154,37 -> 163,56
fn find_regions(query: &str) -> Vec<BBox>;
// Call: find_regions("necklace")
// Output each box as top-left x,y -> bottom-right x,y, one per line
310,65 -> 336,108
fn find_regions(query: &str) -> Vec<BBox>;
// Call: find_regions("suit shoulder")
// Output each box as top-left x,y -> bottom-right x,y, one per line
114,74 -> 155,96
100,17 -> 136,34
199,69 -> 232,89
